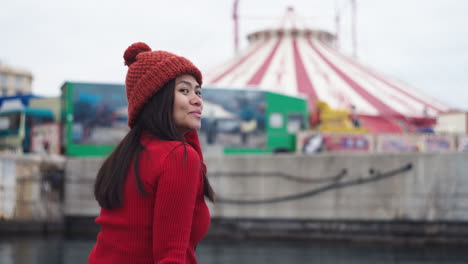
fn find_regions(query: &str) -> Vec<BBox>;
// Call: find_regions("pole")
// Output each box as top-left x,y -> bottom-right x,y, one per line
233,0 -> 239,54
351,0 -> 357,57
335,6 -> 340,49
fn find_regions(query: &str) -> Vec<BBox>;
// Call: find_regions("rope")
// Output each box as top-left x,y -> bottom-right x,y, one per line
216,163 -> 412,205
211,169 -> 347,184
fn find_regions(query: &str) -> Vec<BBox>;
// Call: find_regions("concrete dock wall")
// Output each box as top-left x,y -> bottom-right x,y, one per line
202,152 -> 468,242
3,152 -> 468,241
0,154 -> 64,232
63,152 -> 468,222
207,152 -> 468,221
64,158 -> 101,217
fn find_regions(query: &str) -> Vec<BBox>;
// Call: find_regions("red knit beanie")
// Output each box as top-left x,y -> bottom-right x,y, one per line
123,42 -> 203,128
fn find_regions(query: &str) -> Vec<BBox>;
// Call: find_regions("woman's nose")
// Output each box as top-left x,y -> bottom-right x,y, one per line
191,94 -> 202,106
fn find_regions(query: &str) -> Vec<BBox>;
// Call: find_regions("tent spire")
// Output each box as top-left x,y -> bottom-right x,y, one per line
233,0 -> 240,54
351,0 -> 357,57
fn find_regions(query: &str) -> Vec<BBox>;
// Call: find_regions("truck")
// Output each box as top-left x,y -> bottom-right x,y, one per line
0,95 -> 57,153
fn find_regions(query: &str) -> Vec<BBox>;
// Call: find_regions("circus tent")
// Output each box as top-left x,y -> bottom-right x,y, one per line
204,8 -> 452,133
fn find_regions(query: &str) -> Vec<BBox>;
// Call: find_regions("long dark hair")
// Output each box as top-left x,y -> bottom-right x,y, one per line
94,79 -> 214,209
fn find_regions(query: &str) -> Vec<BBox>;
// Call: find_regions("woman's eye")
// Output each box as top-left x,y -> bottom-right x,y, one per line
179,89 -> 189,93
196,91 -> 202,97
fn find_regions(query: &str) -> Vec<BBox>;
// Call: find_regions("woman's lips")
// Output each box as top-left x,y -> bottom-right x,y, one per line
190,110 -> 202,118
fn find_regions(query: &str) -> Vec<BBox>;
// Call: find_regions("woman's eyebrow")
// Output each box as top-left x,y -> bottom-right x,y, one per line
176,80 -> 200,88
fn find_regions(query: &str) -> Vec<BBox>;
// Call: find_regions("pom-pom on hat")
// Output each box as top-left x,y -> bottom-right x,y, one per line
123,42 -> 203,128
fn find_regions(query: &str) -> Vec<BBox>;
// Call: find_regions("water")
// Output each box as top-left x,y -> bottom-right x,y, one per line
0,236 -> 467,264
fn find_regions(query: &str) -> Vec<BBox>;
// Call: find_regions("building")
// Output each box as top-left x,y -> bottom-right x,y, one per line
0,64 -> 33,96
435,111 -> 468,134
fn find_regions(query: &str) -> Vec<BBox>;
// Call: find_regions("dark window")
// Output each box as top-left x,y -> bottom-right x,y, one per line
15,75 -> 23,89
287,113 -> 305,133
0,112 -> 21,136
0,73 -> 7,87
26,114 -> 54,128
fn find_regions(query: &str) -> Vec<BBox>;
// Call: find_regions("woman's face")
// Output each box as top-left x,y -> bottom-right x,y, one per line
173,74 -> 203,136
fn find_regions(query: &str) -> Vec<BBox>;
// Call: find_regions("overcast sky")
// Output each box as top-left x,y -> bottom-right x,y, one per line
1,0 -> 467,110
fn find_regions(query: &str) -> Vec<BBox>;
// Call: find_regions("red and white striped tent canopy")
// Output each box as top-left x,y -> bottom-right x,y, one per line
204,8 -> 451,131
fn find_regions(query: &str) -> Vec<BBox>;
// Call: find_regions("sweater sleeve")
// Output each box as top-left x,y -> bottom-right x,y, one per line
152,144 -> 201,264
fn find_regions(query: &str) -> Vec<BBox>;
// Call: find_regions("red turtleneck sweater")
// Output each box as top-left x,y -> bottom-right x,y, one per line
89,131 -> 210,264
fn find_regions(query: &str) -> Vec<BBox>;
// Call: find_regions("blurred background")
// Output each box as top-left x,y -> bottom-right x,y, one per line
1,0 -> 467,263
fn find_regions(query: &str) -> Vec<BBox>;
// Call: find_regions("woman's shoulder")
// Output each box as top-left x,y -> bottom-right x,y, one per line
141,135 -> 200,161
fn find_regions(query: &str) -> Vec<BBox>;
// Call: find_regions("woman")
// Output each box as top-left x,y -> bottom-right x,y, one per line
89,42 -> 214,264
